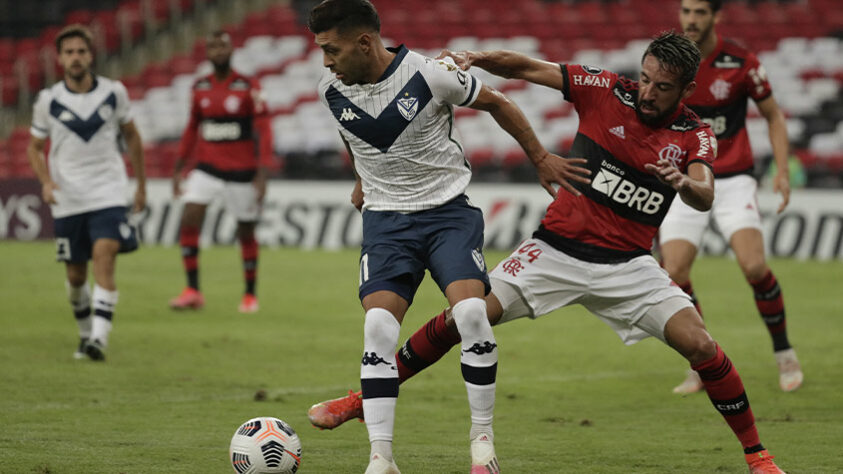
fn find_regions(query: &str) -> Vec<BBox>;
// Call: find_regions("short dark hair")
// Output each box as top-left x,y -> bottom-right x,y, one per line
642,31 -> 701,86
699,0 -> 722,13
206,30 -> 232,44
308,0 -> 380,35
55,24 -> 94,53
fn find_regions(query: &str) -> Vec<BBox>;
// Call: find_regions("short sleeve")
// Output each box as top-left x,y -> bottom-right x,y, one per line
423,58 -> 482,107
561,64 -> 617,109
113,80 -> 133,124
743,53 -> 772,102
30,90 -> 50,138
687,124 -> 718,168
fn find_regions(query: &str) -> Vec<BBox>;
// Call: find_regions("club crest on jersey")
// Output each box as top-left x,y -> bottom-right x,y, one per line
98,104 -> 113,120
224,95 -> 241,113
397,93 -> 419,121
709,78 -> 731,100
658,143 -> 687,168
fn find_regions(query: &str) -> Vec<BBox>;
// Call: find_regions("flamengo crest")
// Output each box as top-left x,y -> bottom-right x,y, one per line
659,143 -> 687,168
397,93 -> 419,121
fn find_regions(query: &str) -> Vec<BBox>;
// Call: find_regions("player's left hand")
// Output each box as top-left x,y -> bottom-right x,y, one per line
644,159 -> 689,191
773,172 -> 790,213
133,187 -> 146,213
534,152 -> 591,198
435,49 -> 473,71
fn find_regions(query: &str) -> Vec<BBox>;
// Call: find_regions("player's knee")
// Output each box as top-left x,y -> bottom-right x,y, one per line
740,260 -> 768,283
662,261 -> 690,285
363,307 -> 400,349
451,297 -> 489,335
683,332 -> 717,365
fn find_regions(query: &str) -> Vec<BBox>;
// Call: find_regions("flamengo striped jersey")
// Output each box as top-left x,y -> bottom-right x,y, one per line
318,45 -> 482,213
30,76 -> 133,218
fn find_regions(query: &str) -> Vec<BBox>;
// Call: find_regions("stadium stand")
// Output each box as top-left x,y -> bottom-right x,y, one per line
2,0 -> 842,186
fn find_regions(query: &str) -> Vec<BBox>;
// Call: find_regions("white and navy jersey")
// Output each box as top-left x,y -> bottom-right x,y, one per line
30,76 -> 133,218
318,45 -> 482,212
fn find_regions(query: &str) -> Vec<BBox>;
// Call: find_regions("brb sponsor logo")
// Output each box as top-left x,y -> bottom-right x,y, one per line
201,121 -> 242,141
592,160 -> 665,214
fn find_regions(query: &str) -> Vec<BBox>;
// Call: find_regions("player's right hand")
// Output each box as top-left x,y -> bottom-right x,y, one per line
436,49 -> 473,71
172,175 -> 182,197
351,178 -> 363,211
535,153 -> 591,198
41,181 -> 58,204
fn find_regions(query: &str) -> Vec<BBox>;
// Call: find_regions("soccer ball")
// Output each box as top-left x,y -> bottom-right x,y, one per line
229,417 -> 302,474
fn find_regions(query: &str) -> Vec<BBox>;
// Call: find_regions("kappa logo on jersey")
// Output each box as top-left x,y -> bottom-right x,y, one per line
339,108 -> 360,121
471,248 -> 486,272
573,74 -> 610,88
658,143 -> 687,168
709,78 -> 731,100
397,93 -> 419,121
609,125 -> 625,139
592,160 -> 665,215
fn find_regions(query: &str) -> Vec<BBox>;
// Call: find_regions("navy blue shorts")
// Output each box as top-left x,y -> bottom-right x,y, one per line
53,206 -> 138,263
358,195 -> 490,304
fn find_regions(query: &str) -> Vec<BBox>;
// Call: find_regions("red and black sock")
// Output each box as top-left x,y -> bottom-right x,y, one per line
749,270 -> 790,352
239,235 -> 258,296
692,344 -> 763,454
180,226 -> 200,290
395,310 -> 462,383
679,280 -> 703,317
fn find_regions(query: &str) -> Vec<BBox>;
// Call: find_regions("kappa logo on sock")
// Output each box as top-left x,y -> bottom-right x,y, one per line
361,351 -> 392,367
463,341 -> 497,356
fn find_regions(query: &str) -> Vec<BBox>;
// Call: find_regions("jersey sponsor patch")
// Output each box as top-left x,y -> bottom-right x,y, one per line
572,73 -> 611,88
199,117 -> 252,142
582,65 -> 603,75
713,52 -> 744,69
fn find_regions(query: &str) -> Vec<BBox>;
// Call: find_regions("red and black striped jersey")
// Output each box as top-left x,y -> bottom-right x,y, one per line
684,36 -> 772,177
178,70 -> 273,182
537,64 -> 716,262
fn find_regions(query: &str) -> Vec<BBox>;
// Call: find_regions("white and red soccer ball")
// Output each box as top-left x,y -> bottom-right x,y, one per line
230,417 -> 302,474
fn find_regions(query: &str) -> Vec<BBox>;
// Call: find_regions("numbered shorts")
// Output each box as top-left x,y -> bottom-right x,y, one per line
659,174 -> 762,247
54,206 -> 138,263
489,238 -> 692,345
358,195 -> 490,305
181,169 -> 260,222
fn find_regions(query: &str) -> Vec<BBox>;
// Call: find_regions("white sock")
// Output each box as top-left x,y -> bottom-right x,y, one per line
452,297 -> 497,438
91,285 -> 118,346
360,307 -> 400,458
66,280 -> 92,339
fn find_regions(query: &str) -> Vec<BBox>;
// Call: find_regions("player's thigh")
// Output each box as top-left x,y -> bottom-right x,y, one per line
490,238 -> 587,324
53,212 -> 92,263
423,198 -> 490,297
711,174 -> 763,243
223,181 -> 261,222
88,206 -> 138,255
181,169 -> 225,205
583,255 -> 693,345
358,210 -> 426,305
659,239 -> 698,283
659,194 -> 710,248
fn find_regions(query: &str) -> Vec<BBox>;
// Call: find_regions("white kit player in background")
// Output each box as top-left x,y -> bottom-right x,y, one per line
307,1 -> 589,473
27,24 -> 146,362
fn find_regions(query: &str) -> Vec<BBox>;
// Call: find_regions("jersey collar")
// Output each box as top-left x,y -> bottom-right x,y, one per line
63,75 -> 98,94
701,35 -> 724,67
376,45 -> 409,83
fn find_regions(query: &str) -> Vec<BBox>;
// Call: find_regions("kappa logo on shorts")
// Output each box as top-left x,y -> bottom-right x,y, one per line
472,249 -> 486,272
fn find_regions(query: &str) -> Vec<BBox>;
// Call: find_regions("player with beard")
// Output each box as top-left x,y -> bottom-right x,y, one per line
308,31 -> 786,474
664,0 -> 802,395
28,24 -> 147,361
169,31 -> 273,313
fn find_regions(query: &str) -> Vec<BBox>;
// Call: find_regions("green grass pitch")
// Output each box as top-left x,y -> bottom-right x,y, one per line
0,242 -> 841,473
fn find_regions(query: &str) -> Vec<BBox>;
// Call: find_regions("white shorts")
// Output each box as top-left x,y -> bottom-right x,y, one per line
659,174 -> 762,247
181,169 -> 261,222
489,238 -> 692,345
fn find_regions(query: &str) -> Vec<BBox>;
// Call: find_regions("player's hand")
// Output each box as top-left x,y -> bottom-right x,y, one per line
133,187 -> 146,213
253,172 -> 267,202
533,152 -> 591,198
351,178 -> 363,211
644,159 -> 689,191
41,181 -> 58,204
172,175 -> 182,197
436,49 -> 473,71
773,172 -> 791,213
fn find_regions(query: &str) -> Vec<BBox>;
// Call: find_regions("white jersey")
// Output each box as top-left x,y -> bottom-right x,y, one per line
30,76 -> 133,218
318,46 -> 482,212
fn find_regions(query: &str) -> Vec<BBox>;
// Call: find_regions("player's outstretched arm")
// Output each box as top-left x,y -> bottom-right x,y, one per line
26,135 -> 58,205
121,121 -> 147,212
438,49 -> 566,92
645,160 -> 713,211
468,84 -> 590,198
